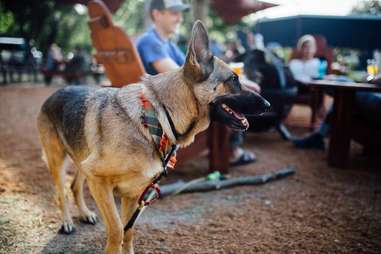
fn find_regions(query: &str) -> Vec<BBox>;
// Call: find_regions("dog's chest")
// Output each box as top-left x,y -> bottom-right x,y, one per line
114,160 -> 162,197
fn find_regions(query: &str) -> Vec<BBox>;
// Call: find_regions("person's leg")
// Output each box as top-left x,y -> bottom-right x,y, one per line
317,107 -> 333,136
355,92 -> 381,126
230,131 -> 256,166
292,107 -> 333,150
354,92 -> 381,154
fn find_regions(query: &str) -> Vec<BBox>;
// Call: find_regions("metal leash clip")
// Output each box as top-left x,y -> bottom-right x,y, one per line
138,183 -> 161,207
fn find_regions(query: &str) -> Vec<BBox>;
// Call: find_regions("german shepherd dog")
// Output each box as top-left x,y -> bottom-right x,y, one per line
37,21 -> 269,254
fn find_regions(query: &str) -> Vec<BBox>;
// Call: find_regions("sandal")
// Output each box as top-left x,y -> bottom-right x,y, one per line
230,149 -> 256,167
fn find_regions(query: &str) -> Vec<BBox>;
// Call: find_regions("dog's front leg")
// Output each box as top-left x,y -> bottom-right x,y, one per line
121,196 -> 139,254
88,178 -> 123,254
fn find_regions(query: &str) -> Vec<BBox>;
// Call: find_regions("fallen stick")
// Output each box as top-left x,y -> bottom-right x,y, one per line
160,165 -> 296,197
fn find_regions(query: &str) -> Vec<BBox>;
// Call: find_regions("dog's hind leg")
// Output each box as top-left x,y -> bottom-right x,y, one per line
121,196 -> 139,254
71,170 -> 97,225
87,178 -> 123,254
37,113 -> 74,234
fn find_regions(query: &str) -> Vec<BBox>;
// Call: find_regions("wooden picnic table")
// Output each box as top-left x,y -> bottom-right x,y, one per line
308,79 -> 381,168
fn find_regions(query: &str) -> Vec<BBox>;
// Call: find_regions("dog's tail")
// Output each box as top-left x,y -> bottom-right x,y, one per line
37,110 -> 67,174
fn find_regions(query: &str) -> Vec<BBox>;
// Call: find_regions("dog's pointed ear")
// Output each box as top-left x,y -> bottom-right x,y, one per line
183,20 -> 214,83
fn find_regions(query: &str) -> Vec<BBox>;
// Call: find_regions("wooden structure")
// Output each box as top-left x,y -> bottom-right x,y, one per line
88,0 -> 144,87
308,80 -> 381,168
87,0 -> 231,172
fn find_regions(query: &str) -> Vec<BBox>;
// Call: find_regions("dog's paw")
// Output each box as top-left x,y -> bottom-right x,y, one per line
80,211 -> 97,225
122,248 -> 135,254
58,222 -> 76,235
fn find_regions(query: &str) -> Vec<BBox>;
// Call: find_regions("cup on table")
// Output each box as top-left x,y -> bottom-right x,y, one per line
318,60 -> 328,79
229,62 -> 244,75
367,59 -> 379,77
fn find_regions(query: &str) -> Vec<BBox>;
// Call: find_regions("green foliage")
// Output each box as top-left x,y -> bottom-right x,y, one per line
0,0 -> 254,55
113,0 -> 146,35
179,6 -> 253,46
0,6 -> 14,34
0,0 -> 92,53
0,0 -> 58,51
55,7 -> 91,53
206,9 -> 252,44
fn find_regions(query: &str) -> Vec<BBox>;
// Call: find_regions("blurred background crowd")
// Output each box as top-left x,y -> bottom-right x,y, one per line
0,0 -> 380,86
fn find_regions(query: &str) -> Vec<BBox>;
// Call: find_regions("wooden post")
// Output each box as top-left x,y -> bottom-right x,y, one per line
328,90 -> 354,168
209,122 -> 231,173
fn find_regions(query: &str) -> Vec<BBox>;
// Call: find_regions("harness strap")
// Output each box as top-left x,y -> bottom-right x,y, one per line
124,91 -> 179,232
163,105 -> 180,140
124,144 -> 178,232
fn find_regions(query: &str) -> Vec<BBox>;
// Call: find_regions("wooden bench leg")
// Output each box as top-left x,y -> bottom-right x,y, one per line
209,123 -> 231,174
328,90 -> 354,168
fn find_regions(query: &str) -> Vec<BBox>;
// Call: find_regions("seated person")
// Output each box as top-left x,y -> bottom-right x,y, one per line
293,74 -> 381,150
136,0 -> 260,166
289,35 -> 320,83
136,0 -> 187,75
45,43 -> 64,72
289,35 -> 326,127
65,46 -> 90,84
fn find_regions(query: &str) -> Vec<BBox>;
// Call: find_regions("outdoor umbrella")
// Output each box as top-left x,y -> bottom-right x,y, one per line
254,15 -> 381,50
211,0 -> 278,23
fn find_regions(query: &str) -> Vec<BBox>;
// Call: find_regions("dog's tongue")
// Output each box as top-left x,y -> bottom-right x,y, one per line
221,103 -> 249,130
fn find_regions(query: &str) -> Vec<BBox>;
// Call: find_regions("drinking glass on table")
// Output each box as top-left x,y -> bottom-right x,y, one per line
367,59 -> 379,77
229,62 -> 244,75
318,60 -> 328,80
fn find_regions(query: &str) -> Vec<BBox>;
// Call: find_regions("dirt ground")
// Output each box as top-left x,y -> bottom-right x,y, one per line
0,84 -> 380,254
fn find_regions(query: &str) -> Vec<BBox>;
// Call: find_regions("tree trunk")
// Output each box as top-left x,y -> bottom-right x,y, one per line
144,0 -> 152,29
192,0 -> 209,24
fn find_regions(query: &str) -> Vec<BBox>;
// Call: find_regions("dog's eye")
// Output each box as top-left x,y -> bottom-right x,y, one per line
225,74 -> 237,84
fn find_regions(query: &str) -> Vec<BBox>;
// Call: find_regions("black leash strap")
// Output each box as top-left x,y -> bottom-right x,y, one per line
124,206 -> 142,230
124,145 -> 178,232
163,105 -> 180,140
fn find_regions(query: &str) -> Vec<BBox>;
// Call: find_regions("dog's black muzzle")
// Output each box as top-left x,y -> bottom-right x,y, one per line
209,90 -> 271,131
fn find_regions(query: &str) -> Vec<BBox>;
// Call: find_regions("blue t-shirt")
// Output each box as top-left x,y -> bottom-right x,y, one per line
136,27 -> 185,75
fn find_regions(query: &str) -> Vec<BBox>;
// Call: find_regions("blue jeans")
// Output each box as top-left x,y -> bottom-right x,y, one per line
230,131 -> 245,149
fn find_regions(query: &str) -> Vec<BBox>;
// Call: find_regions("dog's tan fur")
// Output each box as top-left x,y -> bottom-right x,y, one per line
37,21 -> 267,254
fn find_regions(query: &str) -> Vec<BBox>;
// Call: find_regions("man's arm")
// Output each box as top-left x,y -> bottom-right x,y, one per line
152,42 -> 185,73
152,57 -> 180,73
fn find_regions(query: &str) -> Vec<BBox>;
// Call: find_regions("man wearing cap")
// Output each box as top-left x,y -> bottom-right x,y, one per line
137,0 -> 260,166
136,0 -> 189,75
